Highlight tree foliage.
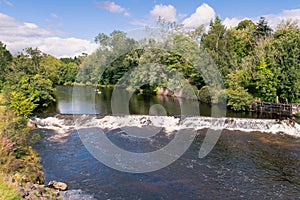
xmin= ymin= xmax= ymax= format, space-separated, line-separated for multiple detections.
xmin=0 ymin=42 xmax=12 ymax=89
xmin=0 ymin=17 xmax=299 ymax=113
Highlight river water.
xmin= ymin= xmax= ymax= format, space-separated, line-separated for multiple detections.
xmin=31 ymin=86 xmax=300 ymax=199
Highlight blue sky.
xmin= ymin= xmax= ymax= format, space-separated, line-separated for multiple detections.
xmin=0 ymin=0 xmax=300 ymax=57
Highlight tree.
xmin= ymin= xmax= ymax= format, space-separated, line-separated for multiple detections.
xmin=225 ymin=71 xmax=253 ymax=111
xmin=254 ymin=59 xmax=277 ymax=102
xmin=57 ymin=62 xmax=79 ymax=85
xmin=3 ymin=48 xmax=56 ymax=116
xmin=266 ymin=28 xmax=300 ymax=102
xmin=40 ymin=55 xmax=63 ymax=85
xmin=201 ymin=16 xmax=238 ymax=78
xmin=253 ymin=17 xmax=273 ymax=41
xmin=0 ymin=42 xmax=12 ymax=89
xmin=276 ymin=19 xmax=299 ymax=32
xmin=232 ymin=20 xmax=256 ymax=60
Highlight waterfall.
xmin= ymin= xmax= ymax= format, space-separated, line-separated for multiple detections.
xmin=30 ymin=115 xmax=300 ymax=137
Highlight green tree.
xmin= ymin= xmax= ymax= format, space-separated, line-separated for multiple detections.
xmin=254 ymin=59 xmax=278 ymax=102
xmin=225 ymin=71 xmax=253 ymax=111
xmin=231 ymin=20 xmax=256 ymax=61
xmin=266 ymin=27 xmax=300 ymax=102
xmin=201 ymin=16 xmax=238 ymax=78
xmin=253 ymin=17 xmax=273 ymax=41
xmin=0 ymin=42 xmax=12 ymax=89
xmin=3 ymin=49 xmax=56 ymax=116
xmin=57 ymin=62 xmax=79 ymax=85
xmin=40 ymin=55 xmax=63 ymax=85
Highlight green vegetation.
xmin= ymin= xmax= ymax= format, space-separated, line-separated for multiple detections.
xmin=0 ymin=43 xmax=85 ymax=197
xmin=0 ymin=174 xmax=22 ymax=200
xmin=0 ymin=18 xmax=299 ymax=115
xmin=0 ymin=106 xmax=44 ymax=183
xmin=76 ymin=18 xmax=300 ymax=111
xmin=0 ymin=44 xmax=85 ymax=116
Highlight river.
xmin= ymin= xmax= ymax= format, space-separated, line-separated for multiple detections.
xmin=31 ymin=86 xmax=300 ymax=199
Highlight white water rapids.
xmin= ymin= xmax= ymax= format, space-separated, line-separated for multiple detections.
xmin=31 ymin=115 xmax=300 ymax=200
xmin=31 ymin=115 xmax=300 ymax=138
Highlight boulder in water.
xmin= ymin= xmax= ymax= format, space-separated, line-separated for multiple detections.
xmin=48 ymin=180 xmax=68 ymax=191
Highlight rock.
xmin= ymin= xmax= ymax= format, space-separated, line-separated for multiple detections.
xmin=48 ymin=180 xmax=68 ymax=191
xmin=33 ymin=184 xmax=45 ymax=195
xmin=19 ymin=188 xmax=28 ymax=198
xmin=25 ymin=182 xmax=33 ymax=190
xmin=27 ymin=120 xmax=37 ymax=130
xmin=16 ymin=181 xmax=63 ymax=199
xmin=3 ymin=175 xmax=14 ymax=183
xmin=26 ymin=193 xmax=40 ymax=200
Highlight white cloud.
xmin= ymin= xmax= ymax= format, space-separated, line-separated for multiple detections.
xmin=50 ymin=13 xmax=59 ymax=19
xmin=95 ymin=1 xmax=129 ymax=16
xmin=0 ymin=13 xmax=51 ymax=37
xmin=150 ymin=4 xmax=177 ymax=22
xmin=223 ymin=8 xmax=300 ymax=29
xmin=37 ymin=37 xmax=98 ymax=58
xmin=263 ymin=8 xmax=300 ymax=29
xmin=223 ymin=17 xmax=248 ymax=28
xmin=182 ymin=3 xmax=215 ymax=28
xmin=0 ymin=13 xmax=98 ymax=58
xmin=0 ymin=0 xmax=13 ymax=7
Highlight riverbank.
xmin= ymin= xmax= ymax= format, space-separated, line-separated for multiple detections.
xmin=0 ymin=98 xmax=65 ymax=199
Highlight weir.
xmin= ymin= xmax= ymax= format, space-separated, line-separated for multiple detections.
xmin=31 ymin=114 xmax=300 ymax=138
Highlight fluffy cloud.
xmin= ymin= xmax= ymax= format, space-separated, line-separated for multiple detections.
xmin=95 ymin=1 xmax=129 ymax=16
xmin=0 ymin=13 xmax=98 ymax=58
xmin=263 ymin=8 xmax=300 ymax=29
xmin=150 ymin=4 xmax=177 ymax=22
xmin=223 ymin=17 xmax=248 ymax=28
xmin=223 ymin=8 xmax=300 ymax=29
xmin=182 ymin=3 xmax=215 ymax=28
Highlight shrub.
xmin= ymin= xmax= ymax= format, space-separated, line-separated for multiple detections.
xmin=198 ymin=86 xmax=211 ymax=103
xmin=0 ymin=108 xmax=44 ymax=184
xmin=226 ymin=87 xmax=253 ymax=111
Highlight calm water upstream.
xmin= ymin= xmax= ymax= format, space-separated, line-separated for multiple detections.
xmin=31 ymin=86 xmax=300 ymax=199
xmin=54 ymin=86 xmax=261 ymax=118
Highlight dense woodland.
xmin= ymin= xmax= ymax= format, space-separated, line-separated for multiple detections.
xmin=0 ymin=17 xmax=299 ymax=116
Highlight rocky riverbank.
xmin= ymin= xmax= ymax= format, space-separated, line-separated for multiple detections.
xmin=3 ymin=176 xmax=67 ymax=200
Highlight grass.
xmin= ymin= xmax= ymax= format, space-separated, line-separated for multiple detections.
xmin=0 ymin=174 xmax=22 ymax=200
xmin=0 ymin=93 xmax=5 ymax=104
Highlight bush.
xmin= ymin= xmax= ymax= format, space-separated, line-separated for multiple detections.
xmin=4 ymin=74 xmax=55 ymax=117
xmin=198 ymin=86 xmax=211 ymax=103
xmin=295 ymin=112 xmax=300 ymax=119
xmin=0 ymin=108 xmax=44 ymax=184
xmin=226 ymin=87 xmax=253 ymax=111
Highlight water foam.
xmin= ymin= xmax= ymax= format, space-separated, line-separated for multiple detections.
xmin=60 ymin=189 xmax=96 ymax=200
xmin=31 ymin=115 xmax=300 ymax=138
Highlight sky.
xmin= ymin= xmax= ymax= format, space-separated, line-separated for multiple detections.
xmin=0 ymin=0 xmax=300 ymax=57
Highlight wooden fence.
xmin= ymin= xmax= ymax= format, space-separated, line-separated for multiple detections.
xmin=251 ymin=101 xmax=300 ymax=116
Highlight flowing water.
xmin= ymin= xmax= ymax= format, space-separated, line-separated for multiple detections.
xmin=31 ymin=86 xmax=300 ymax=199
